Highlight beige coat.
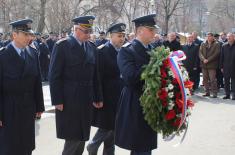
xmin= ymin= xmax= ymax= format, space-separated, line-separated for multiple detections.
xmin=199 ymin=40 xmax=220 ymax=69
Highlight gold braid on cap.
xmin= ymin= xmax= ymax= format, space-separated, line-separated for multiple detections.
xmin=79 ymin=23 xmax=93 ymax=28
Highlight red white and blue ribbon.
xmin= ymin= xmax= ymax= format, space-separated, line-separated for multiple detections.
xmin=164 ymin=50 xmax=188 ymax=145
xmin=169 ymin=51 xmax=187 ymax=128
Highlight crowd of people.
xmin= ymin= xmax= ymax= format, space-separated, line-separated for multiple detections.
xmin=0 ymin=13 xmax=235 ymax=155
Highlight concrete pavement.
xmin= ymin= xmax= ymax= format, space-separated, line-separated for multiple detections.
xmin=33 ymin=83 xmax=235 ymax=155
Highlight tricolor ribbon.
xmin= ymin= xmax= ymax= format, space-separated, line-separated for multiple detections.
xmin=164 ymin=50 xmax=188 ymax=144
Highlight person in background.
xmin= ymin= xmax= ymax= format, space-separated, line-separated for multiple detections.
xmin=95 ymin=31 xmax=108 ymax=46
xmin=151 ymin=33 xmax=163 ymax=48
xmin=220 ymin=33 xmax=235 ymax=100
xmin=163 ymin=32 xmax=182 ymax=51
xmin=182 ymin=34 xmax=200 ymax=91
xmin=199 ymin=32 xmax=220 ymax=98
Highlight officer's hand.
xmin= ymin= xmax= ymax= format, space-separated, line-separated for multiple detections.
xmin=55 ymin=104 xmax=64 ymax=111
xmin=35 ymin=112 xmax=43 ymax=119
xmin=93 ymin=102 xmax=103 ymax=109
xmin=0 ymin=120 xmax=3 ymax=127
xmin=221 ymin=69 xmax=223 ymax=73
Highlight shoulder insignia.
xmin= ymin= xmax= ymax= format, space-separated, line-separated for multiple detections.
xmin=122 ymin=42 xmax=131 ymax=47
xmin=29 ymin=43 xmax=37 ymax=50
xmin=0 ymin=47 xmax=6 ymax=52
xmin=57 ymin=38 xmax=67 ymax=44
xmin=97 ymin=44 xmax=105 ymax=49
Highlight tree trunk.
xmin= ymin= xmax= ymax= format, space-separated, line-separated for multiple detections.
xmin=36 ymin=0 xmax=46 ymax=33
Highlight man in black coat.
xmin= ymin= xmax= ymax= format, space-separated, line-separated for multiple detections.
xmin=182 ymin=34 xmax=200 ymax=91
xmin=49 ymin=15 xmax=103 ymax=155
xmin=87 ymin=23 xmax=126 ymax=155
xmin=95 ymin=31 xmax=108 ymax=46
xmin=163 ymin=32 xmax=182 ymax=51
xmin=220 ymin=33 xmax=235 ymax=100
xmin=0 ymin=19 xmax=44 ymax=155
xmin=115 ymin=14 xmax=157 ymax=155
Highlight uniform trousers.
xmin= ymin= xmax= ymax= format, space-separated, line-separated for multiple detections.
xmin=62 ymin=140 xmax=85 ymax=155
xmin=87 ymin=128 xmax=114 ymax=155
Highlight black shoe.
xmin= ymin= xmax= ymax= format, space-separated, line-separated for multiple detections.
xmin=232 ymin=97 xmax=235 ymax=100
xmin=223 ymin=95 xmax=230 ymax=99
xmin=203 ymin=93 xmax=210 ymax=97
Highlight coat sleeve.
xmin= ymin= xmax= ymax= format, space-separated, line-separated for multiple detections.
xmin=199 ymin=44 xmax=205 ymax=61
xmin=219 ymin=46 xmax=225 ymax=69
xmin=117 ymin=48 xmax=143 ymax=86
xmin=194 ymin=45 xmax=200 ymax=68
xmin=34 ymin=53 xmax=45 ymax=112
xmin=49 ymin=42 xmax=65 ymax=105
xmin=93 ymin=49 xmax=103 ymax=102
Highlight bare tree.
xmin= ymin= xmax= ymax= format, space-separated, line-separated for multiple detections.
xmin=155 ymin=0 xmax=184 ymax=34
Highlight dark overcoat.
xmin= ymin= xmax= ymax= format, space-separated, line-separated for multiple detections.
xmin=91 ymin=42 xmax=124 ymax=130
xmin=49 ymin=36 xmax=101 ymax=141
xmin=39 ymin=42 xmax=50 ymax=80
xmin=220 ymin=42 xmax=235 ymax=78
xmin=115 ymin=39 xmax=157 ymax=152
xmin=0 ymin=44 xmax=44 ymax=155
xmin=182 ymin=43 xmax=200 ymax=72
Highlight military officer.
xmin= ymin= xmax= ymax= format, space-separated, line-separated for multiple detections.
xmin=49 ymin=15 xmax=103 ymax=155
xmin=115 ymin=14 xmax=158 ymax=155
xmin=0 ymin=19 xmax=45 ymax=155
xmin=87 ymin=23 xmax=126 ymax=155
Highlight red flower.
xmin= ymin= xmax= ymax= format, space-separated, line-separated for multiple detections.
xmin=176 ymin=99 xmax=183 ymax=109
xmin=162 ymin=100 xmax=168 ymax=107
xmin=163 ymin=58 xmax=170 ymax=67
xmin=172 ymin=78 xmax=178 ymax=85
xmin=158 ymin=88 xmax=168 ymax=100
xmin=172 ymin=118 xmax=181 ymax=127
xmin=184 ymin=80 xmax=194 ymax=89
xmin=187 ymin=99 xmax=194 ymax=108
xmin=160 ymin=67 xmax=167 ymax=78
xmin=165 ymin=110 xmax=176 ymax=120
xmin=161 ymin=79 xmax=167 ymax=87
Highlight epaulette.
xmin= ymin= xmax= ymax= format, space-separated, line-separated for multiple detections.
xmin=56 ymin=38 xmax=67 ymax=44
xmin=29 ymin=43 xmax=37 ymax=50
xmin=0 ymin=47 xmax=6 ymax=52
xmin=122 ymin=42 xmax=131 ymax=47
xmin=97 ymin=44 xmax=105 ymax=50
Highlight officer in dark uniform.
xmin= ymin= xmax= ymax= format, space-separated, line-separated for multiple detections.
xmin=0 ymin=19 xmax=44 ymax=155
xmin=87 ymin=23 xmax=126 ymax=155
xmin=115 ymin=14 xmax=157 ymax=155
xmin=95 ymin=31 xmax=108 ymax=46
xmin=46 ymin=32 xmax=56 ymax=54
xmin=49 ymin=15 xmax=103 ymax=155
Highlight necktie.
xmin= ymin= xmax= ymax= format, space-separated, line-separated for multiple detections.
xmin=82 ymin=43 xmax=86 ymax=52
xmin=20 ymin=49 xmax=25 ymax=60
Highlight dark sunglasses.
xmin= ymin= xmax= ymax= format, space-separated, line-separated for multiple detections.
xmin=78 ymin=27 xmax=93 ymax=34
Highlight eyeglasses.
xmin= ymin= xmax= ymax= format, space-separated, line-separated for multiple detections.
xmin=77 ymin=27 xmax=93 ymax=34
